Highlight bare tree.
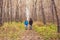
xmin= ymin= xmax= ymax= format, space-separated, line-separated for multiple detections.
xmin=10 ymin=0 xmax=12 ymax=23
xmin=7 ymin=0 xmax=9 ymax=22
xmin=51 ymin=0 xmax=60 ymax=32
xmin=32 ymin=0 xmax=37 ymax=21
xmin=51 ymin=0 xmax=55 ymax=24
xmin=0 ymin=0 xmax=3 ymax=26
xmin=15 ymin=0 xmax=19 ymax=22
xmin=41 ymin=0 xmax=46 ymax=24
xmin=2 ymin=0 xmax=6 ymax=23
xmin=34 ymin=0 xmax=37 ymax=21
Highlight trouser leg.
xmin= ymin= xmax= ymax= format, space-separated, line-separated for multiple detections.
xmin=25 ymin=25 xmax=27 ymax=30
xmin=30 ymin=25 xmax=32 ymax=30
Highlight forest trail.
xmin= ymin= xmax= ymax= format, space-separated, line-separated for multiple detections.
xmin=20 ymin=30 xmax=44 ymax=40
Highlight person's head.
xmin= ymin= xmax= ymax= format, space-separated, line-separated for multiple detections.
xmin=30 ymin=18 xmax=32 ymax=21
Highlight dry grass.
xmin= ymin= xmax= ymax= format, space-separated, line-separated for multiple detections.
xmin=0 ymin=22 xmax=25 ymax=40
xmin=0 ymin=22 xmax=60 ymax=40
xmin=33 ymin=22 xmax=59 ymax=40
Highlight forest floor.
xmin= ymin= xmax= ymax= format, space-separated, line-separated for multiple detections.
xmin=0 ymin=22 xmax=59 ymax=40
xmin=19 ymin=29 xmax=44 ymax=40
xmin=0 ymin=30 xmax=44 ymax=40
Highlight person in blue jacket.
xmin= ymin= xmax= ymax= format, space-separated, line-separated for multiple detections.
xmin=24 ymin=19 xmax=29 ymax=30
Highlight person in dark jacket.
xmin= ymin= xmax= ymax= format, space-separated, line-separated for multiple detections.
xmin=29 ymin=18 xmax=33 ymax=30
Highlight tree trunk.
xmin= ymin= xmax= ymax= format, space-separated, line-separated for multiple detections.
xmin=51 ymin=0 xmax=55 ymax=24
xmin=52 ymin=0 xmax=60 ymax=33
xmin=0 ymin=0 xmax=3 ymax=26
xmin=41 ymin=0 xmax=46 ymax=24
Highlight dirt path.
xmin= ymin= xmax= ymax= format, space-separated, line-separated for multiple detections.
xmin=20 ymin=30 xmax=43 ymax=40
xmin=0 ymin=27 xmax=44 ymax=40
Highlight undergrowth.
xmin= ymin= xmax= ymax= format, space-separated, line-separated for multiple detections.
xmin=33 ymin=23 xmax=59 ymax=40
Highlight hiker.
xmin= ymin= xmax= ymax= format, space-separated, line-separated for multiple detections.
xmin=24 ymin=19 xmax=29 ymax=30
xmin=29 ymin=18 xmax=33 ymax=30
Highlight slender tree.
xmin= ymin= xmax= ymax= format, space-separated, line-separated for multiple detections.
xmin=2 ymin=0 xmax=6 ymax=23
xmin=16 ymin=0 xmax=19 ymax=22
xmin=52 ymin=0 xmax=60 ymax=33
xmin=10 ymin=0 xmax=12 ymax=23
xmin=34 ymin=0 xmax=37 ymax=21
xmin=41 ymin=0 xmax=46 ymax=24
xmin=7 ymin=0 xmax=9 ymax=22
xmin=32 ymin=0 xmax=34 ymax=21
xmin=32 ymin=0 xmax=37 ymax=21
xmin=0 ymin=0 xmax=3 ymax=26
xmin=51 ymin=0 xmax=55 ymax=24
xmin=8 ymin=0 xmax=11 ymax=22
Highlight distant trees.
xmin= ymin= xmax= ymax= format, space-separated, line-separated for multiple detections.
xmin=0 ymin=0 xmax=60 ymax=30
xmin=1 ymin=0 xmax=26 ymax=23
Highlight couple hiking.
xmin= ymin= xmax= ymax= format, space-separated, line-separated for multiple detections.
xmin=24 ymin=18 xmax=33 ymax=30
